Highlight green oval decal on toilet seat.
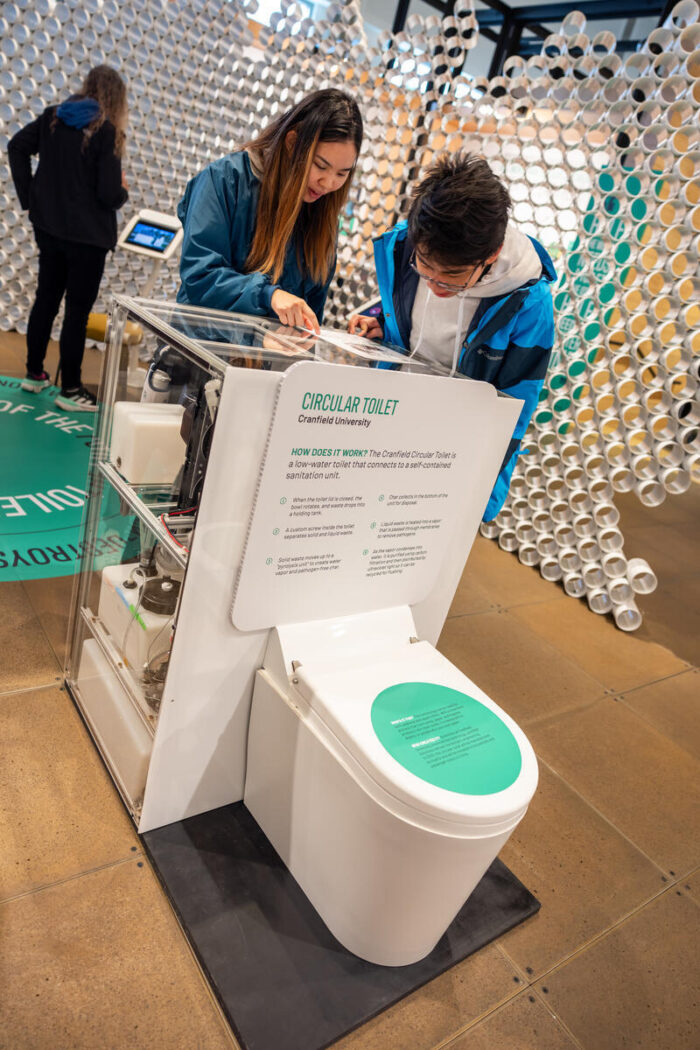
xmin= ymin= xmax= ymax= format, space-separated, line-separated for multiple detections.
xmin=371 ymin=682 xmax=522 ymax=796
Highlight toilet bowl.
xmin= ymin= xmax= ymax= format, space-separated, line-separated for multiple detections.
xmin=244 ymin=606 xmax=538 ymax=967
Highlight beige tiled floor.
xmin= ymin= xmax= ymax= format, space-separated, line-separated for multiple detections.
xmin=1 ymin=332 xmax=699 ymax=1050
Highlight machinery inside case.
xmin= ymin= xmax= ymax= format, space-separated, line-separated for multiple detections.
xmin=65 ymin=298 xmax=426 ymax=819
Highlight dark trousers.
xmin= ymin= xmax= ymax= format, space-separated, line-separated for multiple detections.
xmin=26 ymin=228 xmax=107 ymax=390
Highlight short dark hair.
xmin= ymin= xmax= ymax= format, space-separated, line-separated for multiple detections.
xmin=407 ymin=152 xmax=511 ymax=269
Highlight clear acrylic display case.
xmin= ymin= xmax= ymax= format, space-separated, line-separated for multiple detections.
xmin=64 ymin=296 xmax=427 ymax=824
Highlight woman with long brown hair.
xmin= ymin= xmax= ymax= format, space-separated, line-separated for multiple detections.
xmin=177 ymin=88 xmax=363 ymax=332
xmin=8 ymin=64 xmax=128 ymax=412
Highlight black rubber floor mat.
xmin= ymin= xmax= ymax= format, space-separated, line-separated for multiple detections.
xmin=142 ymin=802 xmax=539 ymax=1050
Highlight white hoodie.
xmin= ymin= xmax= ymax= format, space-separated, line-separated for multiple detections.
xmin=409 ymin=224 xmax=543 ymax=375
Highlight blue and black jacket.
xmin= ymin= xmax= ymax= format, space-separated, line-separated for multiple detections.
xmin=177 ymin=151 xmax=334 ymax=321
xmin=373 ymin=221 xmax=556 ymax=520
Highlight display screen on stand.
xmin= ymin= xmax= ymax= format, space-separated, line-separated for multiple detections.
xmin=125 ymin=222 xmax=178 ymax=253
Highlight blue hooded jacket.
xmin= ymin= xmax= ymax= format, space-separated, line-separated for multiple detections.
xmin=56 ymin=96 xmax=100 ymax=128
xmin=7 ymin=97 xmax=127 ymax=249
xmin=177 ymin=151 xmax=334 ymax=321
xmin=373 ymin=221 xmax=556 ymax=520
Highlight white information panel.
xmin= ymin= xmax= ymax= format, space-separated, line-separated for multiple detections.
xmin=232 ymin=361 xmax=521 ymax=631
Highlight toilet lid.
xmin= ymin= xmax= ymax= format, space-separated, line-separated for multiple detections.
xmin=371 ymin=680 xmax=522 ymax=796
xmin=293 ymin=641 xmax=538 ymax=830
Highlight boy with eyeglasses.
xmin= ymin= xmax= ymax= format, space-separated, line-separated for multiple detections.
xmin=349 ymin=152 xmax=556 ymax=520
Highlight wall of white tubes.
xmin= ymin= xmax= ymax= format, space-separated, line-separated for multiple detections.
xmin=0 ymin=0 xmax=698 ymax=630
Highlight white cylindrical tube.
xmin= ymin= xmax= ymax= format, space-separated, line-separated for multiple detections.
xmin=563 ymin=570 xmax=586 ymax=598
xmin=540 ymin=556 xmax=563 ymax=582
xmin=564 ymin=465 xmax=586 ymax=490
xmin=582 ymin=561 xmax=606 ymax=589
xmin=625 ymin=428 xmax=653 ymax=455
xmin=583 ymin=453 xmax=607 ymax=479
xmin=569 ymin=489 xmax=593 ymax=515
xmin=527 ymin=487 xmax=548 ymax=511
xmin=672 ymin=400 xmax=700 ymax=426
xmin=684 ymin=452 xmax=700 ymax=482
xmin=654 ymin=439 xmax=684 ymax=467
xmin=631 ymin=453 xmax=657 ymax=480
xmin=511 ymin=498 xmax=531 ymax=521
xmin=545 ymin=461 xmax=567 ymax=489
xmin=554 ymin=523 xmax=576 ymax=548
xmin=573 ymin=512 xmax=596 ymax=538
xmin=496 ymin=506 xmax=515 ymax=528
xmin=529 ymin=507 xmax=550 ymax=531
xmin=515 ymin=522 xmax=537 ymax=545
xmin=626 ymin=557 xmax=658 ymax=594
xmin=660 ymin=466 xmax=691 ymax=494
xmin=593 ymin=501 xmax=620 ymax=528
xmin=610 ymin=466 xmax=635 ymax=492
xmin=636 ymin=479 xmax=666 ymax=506
xmin=518 ymin=544 xmax=540 ymax=567
xmin=680 ymin=427 xmax=700 ymax=454
xmin=605 ymin=441 xmax=629 ymax=468
xmin=602 ymin=551 xmax=628 ymax=578
xmin=608 ymin=576 xmax=634 ymax=604
xmin=613 ymin=600 xmax=643 ymax=632
xmin=480 ymin=522 xmax=499 ymax=540
xmin=587 ymin=587 xmax=613 ymax=614
xmin=588 ymin=478 xmax=615 ymax=503
xmin=577 ymin=537 xmax=602 ymax=563
xmin=558 ymin=546 xmax=581 ymax=572
xmin=598 ymin=526 xmax=624 ymax=552
xmin=550 ymin=500 xmax=572 ymax=523
xmin=536 ymin=533 xmax=558 ymax=557
xmin=546 ymin=477 xmax=568 ymax=504
xmin=498 ymin=528 xmax=519 ymax=552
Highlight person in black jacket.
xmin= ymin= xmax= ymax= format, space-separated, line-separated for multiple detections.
xmin=8 ymin=65 xmax=128 ymax=412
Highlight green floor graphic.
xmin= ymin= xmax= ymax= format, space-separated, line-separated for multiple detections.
xmin=0 ymin=375 xmax=135 ymax=581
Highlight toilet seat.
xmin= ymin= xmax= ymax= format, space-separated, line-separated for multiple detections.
xmin=268 ymin=608 xmax=538 ymax=835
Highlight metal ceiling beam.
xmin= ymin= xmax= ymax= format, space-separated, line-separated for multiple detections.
xmin=390 ymin=0 xmax=662 ymax=38
xmin=392 ymin=0 xmax=412 ymax=33
xmin=517 ymin=35 xmax=650 ymax=52
xmin=474 ymin=0 xmax=663 ymax=26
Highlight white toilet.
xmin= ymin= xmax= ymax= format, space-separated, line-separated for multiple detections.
xmin=244 ymin=605 xmax=538 ymax=967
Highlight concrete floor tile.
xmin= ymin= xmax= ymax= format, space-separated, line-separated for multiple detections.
xmin=330 ymin=945 xmax=521 ymax=1050
xmin=619 ymin=668 xmax=700 ymax=760
xmin=0 ymin=330 xmax=103 ymax=389
xmin=459 ymin=536 xmax=564 ymax=610
xmin=627 ymin=574 xmax=700 ymax=669
xmin=0 ymin=342 xmax=24 ymax=376
xmin=0 ymin=858 xmax=237 ymax=1050
xmin=446 ymin=991 xmax=580 ymax=1050
xmin=616 ymin=487 xmax=700 ymax=529
xmin=529 ymin=699 xmax=700 ymax=874
xmin=438 ymin=609 xmax=606 ymax=727
xmin=621 ymin=524 xmax=698 ymax=585
xmin=0 ymin=582 xmax=61 ymax=691
xmin=0 ymin=330 xmax=28 ymax=359
xmin=542 ymin=889 xmax=700 ymax=1050
xmin=682 ymin=867 xmax=700 ymax=905
xmin=498 ymin=765 xmax=663 ymax=978
xmin=0 ymin=685 xmax=139 ymax=900
xmin=447 ymin=563 xmax=497 ymax=617
xmin=611 ymin=485 xmax=700 ymax=667
xmin=510 ymin=597 xmax=688 ymax=693
xmin=21 ymin=574 xmax=74 ymax=668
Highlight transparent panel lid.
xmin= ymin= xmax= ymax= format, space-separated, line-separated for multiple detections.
xmin=121 ymin=297 xmax=434 ymax=373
